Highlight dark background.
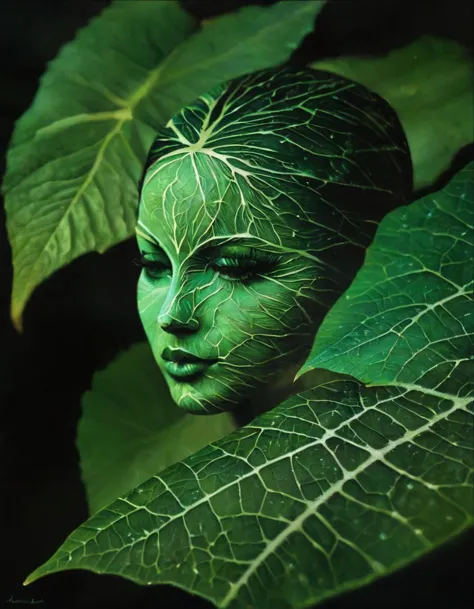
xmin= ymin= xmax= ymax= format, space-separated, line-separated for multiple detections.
xmin=1 ymin=1 xmax=473 ymax=608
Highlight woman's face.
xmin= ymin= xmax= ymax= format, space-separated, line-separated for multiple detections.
xmin=136 ymin=156 xmax=328 ymax=414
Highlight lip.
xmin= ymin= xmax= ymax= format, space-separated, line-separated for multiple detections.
xmin=161 ymin=347 xmax=218 ymax=380
xmin=162 ymin=359 xmax=214 ymax=379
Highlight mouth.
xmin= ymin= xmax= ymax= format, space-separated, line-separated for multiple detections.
xmin=161 ymin=347 xmax=218 ymax=380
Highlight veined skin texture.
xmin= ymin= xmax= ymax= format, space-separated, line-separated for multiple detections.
xmin=135 ymin=66 xmax=413 ymax=415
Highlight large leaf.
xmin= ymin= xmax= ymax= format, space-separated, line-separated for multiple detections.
xmin=297 ymin=161 xmax=474 ymax=385
xmin=311 ymin=37 xmax=474 ymax=191
xmin=78 ymin=342 xmax=235 ymax=515
xmin=3 ymin=0 xmax=325 ymax=332
xmin=24 ymin=166 xmax=473 ymax=607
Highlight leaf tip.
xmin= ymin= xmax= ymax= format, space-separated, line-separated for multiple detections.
xmin=11 ymin=296 xmax=25 ymax=334
xmin=11 ymin=308 xmax=24 ymax=334
xmin=22 ymin=573 xmax=37 ymax=587
xmin=293 ymin=366 xmax=308 ymax=382
xmin=23 ymin=562 xmax=53 ymax=586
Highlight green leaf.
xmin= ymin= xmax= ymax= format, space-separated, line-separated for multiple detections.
xmin=297 ymin=161 xmax=474 ymax=386
xmin=3 ymin=0 xmax=325 ymax=332
xmin=24 ymin=166 xmax=473 ymax=606
xmin=310 ymin=37 xmax=474 ymax=191
xmin=2 ymin=1 xmax=196 ymax=332
xmin=78 ymin=342 xmax=236 ymax=515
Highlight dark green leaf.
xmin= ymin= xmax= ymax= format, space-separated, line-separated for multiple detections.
xmin=311 ymin=37 xmax=474 ymax=191
xmin=298 ymin=161 xmax=474 ymax=389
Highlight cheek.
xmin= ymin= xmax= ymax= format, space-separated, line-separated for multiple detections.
xmin=204 ymin=279 xmax=317 ymax=347
xmin=136 ymin=276 xmax=167 ymax=338
xmin=247 ymin=280 xmax=317 ymax=331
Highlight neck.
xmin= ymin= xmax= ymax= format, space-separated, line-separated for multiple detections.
xmin=231 ymin=362 xmax=331 ymax=427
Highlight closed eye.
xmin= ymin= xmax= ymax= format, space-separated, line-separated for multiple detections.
xmin=133 ymin=254 xmax=171 ymax=280
xmin=212 ymin=256 xmax=277 ymax=282
xmin=133 ymin=248 xmax=281 ymax=283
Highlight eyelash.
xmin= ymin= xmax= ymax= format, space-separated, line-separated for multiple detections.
xmin=132 ymin=251 xmax=280 ymax=282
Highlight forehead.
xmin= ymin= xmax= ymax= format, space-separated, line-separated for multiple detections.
xmin=137 ymin=152 xmax=290 ymax=257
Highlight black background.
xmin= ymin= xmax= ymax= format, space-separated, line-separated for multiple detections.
xmin=1 ymin=1 xmax=473 ymax=608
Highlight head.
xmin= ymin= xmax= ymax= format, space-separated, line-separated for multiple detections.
xmin=135 ymin=66 xmax=412 ymax=415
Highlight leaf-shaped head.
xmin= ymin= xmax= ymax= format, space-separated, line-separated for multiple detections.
xmin=135 ymin=66 xmax=413 ymax=414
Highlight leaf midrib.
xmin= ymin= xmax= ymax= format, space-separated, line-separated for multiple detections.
xmin=219 ymin=395 xmax=471 ymax=607
xmin=65 ymin=384 xmax=471 ymax=600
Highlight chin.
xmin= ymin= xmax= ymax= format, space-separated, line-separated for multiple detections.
xmin=166 ymin=376 xmax=227 ymax=415
xmin=166 ymin=372 xmax=255 ymax=415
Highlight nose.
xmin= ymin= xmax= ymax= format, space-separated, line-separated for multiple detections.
xmin=158 ymin=310 xmax=199 ymax=334
xmin=157 ymin=283 xmax=200 ymax=333
xmin=157 ymin=269 xmax=201 ymax=334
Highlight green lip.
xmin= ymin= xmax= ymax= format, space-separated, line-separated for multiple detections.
xmin=163 ymin=359 xmax=214 ymax=379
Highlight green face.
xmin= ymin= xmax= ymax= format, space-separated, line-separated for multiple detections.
xmin=135 ymin=66 xmax=412 ymax=414
xmin=136 ymin=156 xmax=329 ymax=414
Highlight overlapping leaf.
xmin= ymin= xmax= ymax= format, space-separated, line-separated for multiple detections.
xmin=3 ymin=0 xmax=324 ymax=331
xmin=311 ymin=37 xmax=474 ymax=191
xmin=298 ymin=161 xmax=474 ymax=388
xmin=24 ymin=166 xmax=473 ymax=607
xmin=78 ymin=342 xmax=235 ymax=515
